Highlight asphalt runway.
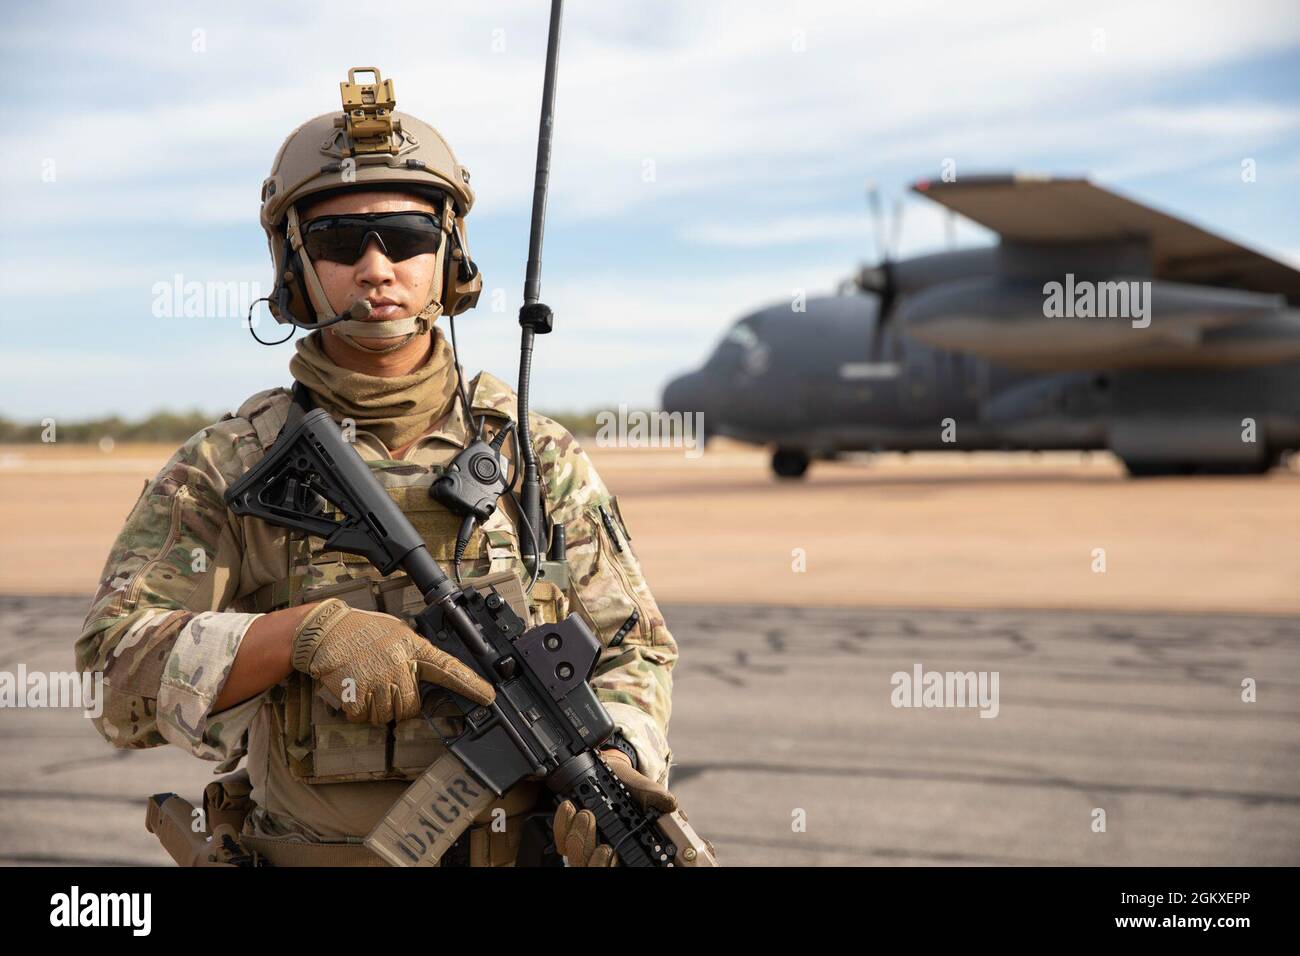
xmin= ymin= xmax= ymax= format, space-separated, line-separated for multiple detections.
xmin=2 ymin=594 xmax=1296 ymax=866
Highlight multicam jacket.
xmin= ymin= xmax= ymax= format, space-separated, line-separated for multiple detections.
xmin=75 ymin=369 xmax=677 ymax=840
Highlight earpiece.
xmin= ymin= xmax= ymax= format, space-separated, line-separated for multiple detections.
xmin=443 ymin=218 xmax=483 ymax=316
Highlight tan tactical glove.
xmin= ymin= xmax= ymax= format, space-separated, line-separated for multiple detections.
xmin=292 ymin=598 xmax=494 ymax=725
xmin=552 ymin=751 xmax=678 ymax=867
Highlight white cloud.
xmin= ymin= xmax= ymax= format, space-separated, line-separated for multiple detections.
xmin=4 ymin=0 xmax=1297 ymax=227
xmin=0 ymin=257 xmax=267 ymax=300
xmin=680 ymin=203 xmax=998 ymax=257
xmin=1122 ymin=105 xmax=1300 ymax=137
xmin=0 ymin=261 xmax=849 ymax=418
xmin=682 ymin=214 xmax=872 ymax=248
xmin=2 ymin=0 xmax=1297 ymax=420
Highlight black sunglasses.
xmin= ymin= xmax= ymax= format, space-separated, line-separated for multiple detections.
xmin=301 ymin=211 xmax=444 ymax=265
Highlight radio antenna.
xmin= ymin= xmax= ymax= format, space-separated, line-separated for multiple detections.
xmin=516 ymin=0 xmax=564 ymax=570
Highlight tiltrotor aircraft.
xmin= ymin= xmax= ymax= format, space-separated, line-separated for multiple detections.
xmin=662 ymin=174 xmax=1300 ymax=477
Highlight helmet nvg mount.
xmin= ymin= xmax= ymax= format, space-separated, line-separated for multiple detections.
xmin=259 ymin=67 xmax=483 ymax=351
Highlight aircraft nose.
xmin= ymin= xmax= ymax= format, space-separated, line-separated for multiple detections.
xmin=662 ymin=371 xmax=710 ymax=419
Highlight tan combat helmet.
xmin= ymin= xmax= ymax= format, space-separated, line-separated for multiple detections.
xmin=259 ymin=67 xmax=483 ymax=350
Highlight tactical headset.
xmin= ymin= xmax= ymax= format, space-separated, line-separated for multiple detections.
xmin=256 ymin=68 xmax=483 ymax=351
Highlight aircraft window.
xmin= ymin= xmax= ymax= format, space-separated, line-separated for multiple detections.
xmin=723 ymin=322 xmax=760 ymax=350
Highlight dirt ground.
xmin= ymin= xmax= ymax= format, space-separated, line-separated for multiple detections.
xmin=1 ymin=442 xmax=1296 ymax=866
xmin=3 ymin=441 xmax=1298 ymax=614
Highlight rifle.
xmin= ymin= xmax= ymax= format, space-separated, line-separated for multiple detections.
xmin=227 ymin=0 xmax=714 ymax=868
xmin=224 ymin=401 xmax=716 ymax=867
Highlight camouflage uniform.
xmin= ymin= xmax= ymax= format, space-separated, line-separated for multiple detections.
xmin=76 ymin=367 xmax=676 ymax=855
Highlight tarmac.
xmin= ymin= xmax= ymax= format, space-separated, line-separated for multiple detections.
xmin=1 ymin=444 xmax=1297 ymax=865
xmin=1 ymin=594 xmax=1295 ymax=866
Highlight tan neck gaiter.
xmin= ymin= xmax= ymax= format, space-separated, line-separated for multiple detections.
xmin=288 ymin=328 xmax=459 ymax=453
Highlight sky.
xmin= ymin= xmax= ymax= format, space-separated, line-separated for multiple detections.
xmin=2 ymin=0 xmax=1298 ymax=421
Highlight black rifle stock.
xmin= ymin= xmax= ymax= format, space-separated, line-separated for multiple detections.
xmin=225 ymin=407 xmax=707 ymax=867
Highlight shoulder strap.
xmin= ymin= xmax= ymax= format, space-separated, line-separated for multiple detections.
xmin=243 ymin=386 xmax=305 ymax=454
xmin=252 ymin=380 xmax=316 ymax=451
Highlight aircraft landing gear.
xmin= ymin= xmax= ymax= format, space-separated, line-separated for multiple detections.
xmin=772 ymin=448 xmax=810 ymax=479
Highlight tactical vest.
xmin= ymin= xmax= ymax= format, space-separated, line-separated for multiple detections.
xmin=229 ymin=387 xmax=571 ymax=788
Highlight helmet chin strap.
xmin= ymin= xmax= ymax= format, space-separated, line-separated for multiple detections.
xmin=285 ymin=204 xmax=445 ymax=355
xmin=332 ymin=298 xmax=442 ymax=353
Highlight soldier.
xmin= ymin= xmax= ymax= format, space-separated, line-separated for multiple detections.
xmin=76 ymin=68 xmax=679 ymax=867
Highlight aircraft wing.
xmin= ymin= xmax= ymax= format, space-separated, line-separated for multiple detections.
xmin=912 ymin=174 xmax=1300 ymax=302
